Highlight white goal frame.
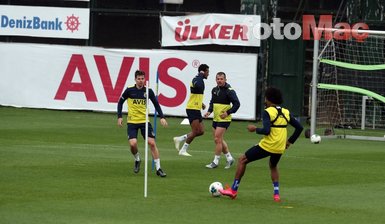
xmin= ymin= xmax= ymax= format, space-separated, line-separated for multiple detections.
xmin=310 ymin=28 xmax=385 ymax=141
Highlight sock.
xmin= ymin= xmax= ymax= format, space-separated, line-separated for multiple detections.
xmin=231 ymin=179 xmax=240 ymax=191
xmin=213 ymin=155 xmax=220 ymax=165
xmin=133 ymin=152 xmax=140 ymax=161
xmin=180 ymin=143 xmax=189 ymax=152
xmin=154 ymin=158 xmax=161 ymax=170
xmin=273 ymin=181 xmax=279 ymax=195
xmin=224 ymin=152 xmax=233 ymax=161
xmin=178 ymin=134 xmax=188 ymax=141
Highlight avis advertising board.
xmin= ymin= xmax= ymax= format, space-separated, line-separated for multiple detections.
xmin=0 ymin=43 xmax=257 ymax=120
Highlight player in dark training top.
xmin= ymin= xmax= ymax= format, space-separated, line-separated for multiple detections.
xmin=117 ymin=70 xmax=168 ymax=177
xmin=173 ymin=64 xmax=210 ymax=156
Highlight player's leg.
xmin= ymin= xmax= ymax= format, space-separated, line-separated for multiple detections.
xmin=140 ymin=123 xmax=166 ymax=177
xmin=206 ymin=124 xmax=220 ymax=168
xmin=220 ymin=145 xmax=269 ymax=199
xmin=219 ymin=155 xmax=248 ymax=199
xmin=269 ymin=154 xmax=282 ymax=202
xmin=218 ymin=122 xmax=234 ymax=169
xmin=179 ymin=119 xmax=203 ymax=156
xmin=179 ymin=109 xmax=204 ymax=156
xmin=148 ymin=137 xmax=166 ymax=177
xmin=206 ymin=123 xmax=227 ymax=168
xmin=127 ymin=124 xmax=140 ymax=173
xmin=186 ymin=109 xmax=205 ymax=143
xmin=174 ymin=109 xmax=202 ymax=154
xmin=222 ymin=139 xmax=234 ymax=169
xmin=129 ymin=138 xmax=139 ymax=155
xmin=186 ymin=115 xmax=204 ymax=144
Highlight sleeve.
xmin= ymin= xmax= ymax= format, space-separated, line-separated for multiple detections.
xmin=117 ymin=88 xmax=129 ymax=118
xmin=256 ymin=111 xmax=271 ymax=135
xmin=287 ymin=115 xmax=303 ymax=144
xmin=226 ymin=89 xmax=240 ymax=115
xmin=195 ymin=77 xmax=204 ymax=92
xmin=207 ymin=88 xmax=214 ymax=113
xmin=149 ymin=89 xmax=165 ymax=118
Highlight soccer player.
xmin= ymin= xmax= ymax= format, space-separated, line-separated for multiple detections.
xmin=117 ymin=70 xmax=168 ymax=177
xmin=204 ymin=72 xmax=240 ymax=169
xmin=220 ymin=87 xmax=303 ymax=201
xmin=173 ymin=64 xmax=209 ymax=156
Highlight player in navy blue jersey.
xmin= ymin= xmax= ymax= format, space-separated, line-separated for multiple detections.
xmin=117 ymin=70 xmax=168 ymax=177
xmin=204 ymin=72 xmax=240 ymax=169
xmin=173 ymin=64 xmax=210 ymax=156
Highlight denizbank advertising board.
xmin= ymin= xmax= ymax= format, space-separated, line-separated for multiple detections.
xmin=0 ymin=5 xmax=89 ymax=39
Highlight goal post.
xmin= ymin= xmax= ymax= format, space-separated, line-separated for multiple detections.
xmin=310 ymin=29 xmax=385 ymax=141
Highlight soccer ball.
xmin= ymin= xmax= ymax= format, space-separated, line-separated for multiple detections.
xmin=310 ymin=134 xmax=321 ymax=144
xmin=209 ymin=182 xmax=223 ymax=197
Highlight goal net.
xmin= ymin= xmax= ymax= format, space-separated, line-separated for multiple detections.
xmin=310 ymin=31 xmax=385 ymax=141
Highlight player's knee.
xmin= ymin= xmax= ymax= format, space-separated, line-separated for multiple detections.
xmin=193 ymin=129 xmax=204 ymax=136
xmin=147 ymin=139 xmax=156 ymax=147
xmin=270 ymin=164 xmax=278 ymax=170
xmin=214 ymin=136 xmax=222 ymax=144
xmin=238 ymin=155 xmax=248 ymax=164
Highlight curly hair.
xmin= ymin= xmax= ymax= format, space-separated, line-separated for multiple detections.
xmin=265 ymin=87 xmax=283 ymax=105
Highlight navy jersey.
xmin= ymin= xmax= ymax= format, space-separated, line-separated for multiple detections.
xmin=186 ymin=73 xmax=205 ymax=110
xmin=207 ymin=83 xmax=240 ymax=122
xmin=117 ymin=85 xmax=164 ymax=124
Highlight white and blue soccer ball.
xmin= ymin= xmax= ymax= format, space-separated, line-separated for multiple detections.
xmin=209 ymin=182 xmax=223 ymax=197
xmin=310 ymin=134 xmax=321 ymax=144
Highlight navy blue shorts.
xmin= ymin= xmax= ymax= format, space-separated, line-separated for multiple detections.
xmin=244 ymin=145 xmax=282 ymax=168
xmin=127 ymin=123 xmax=155 ymax=139
xmin=212 ymin=121 xmax=230 ymax=129
xmin=186 ymin=109 xmax=202 ymax=123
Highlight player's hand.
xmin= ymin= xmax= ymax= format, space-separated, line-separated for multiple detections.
xmin=160 ymin=118 xmax=168 ymax=127
xmin=117 ymin=118 xmax=123 ymax=127
xmin=204 ymin=112 xmax=211 ymax=118
xmin=202 ymin=103 xmax=206 ymax=110
xmin=220 ymin=111 xmax=228 ymax=119
xmin=285 ymin=141 xmax=291 ymax=149
xmin=247 ymin=124 xmax=256 ymax=132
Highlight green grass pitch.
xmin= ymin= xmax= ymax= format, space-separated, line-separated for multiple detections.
xmin=1 ymin=106 xmax=385 ymax=223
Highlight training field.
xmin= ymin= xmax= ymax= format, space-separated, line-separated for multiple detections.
xmin=1 ymin=106 xmax=385 ymax=224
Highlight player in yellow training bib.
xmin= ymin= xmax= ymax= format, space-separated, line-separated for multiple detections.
xmin=220 ymin=87 xmax=303 ymax=202
xmin=173 ymin=64 xmax=210 ymax=156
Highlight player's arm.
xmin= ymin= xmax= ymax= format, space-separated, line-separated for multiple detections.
xmin=149 ymin=89 xmax=168 ymax=127
xmin=204 ymin=89 xmax=214 ymax=118
xmin=256 ymin=111 xmax=271 ymax=135
xmin=117 ymin=88 xmax=129 ymax=127
xmin=226 ymin=89 xmax=240 ymax=115
xmin=193 ymin=78 xmax=206 ymax=110
xmin=287 ymin=115 xmax=303 ymax=144
xmin=247 ymin=111 xmax=271 ymax=135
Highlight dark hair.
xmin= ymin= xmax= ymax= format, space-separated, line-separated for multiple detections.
xmin=216 ymin=72 xmax=226 ymax=78
xmin=265 ymin=87 xmax=283 ymax=104
xmin=198 ymin=64 xmax=209 ymax=73
xmin=135 ymin=70 xmax=145 ymax=78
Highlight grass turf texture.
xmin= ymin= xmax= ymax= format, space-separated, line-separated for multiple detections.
xmin=1 ymin=106 xmax=385 ymax=224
